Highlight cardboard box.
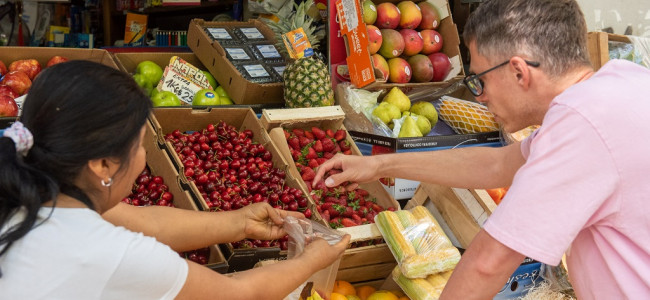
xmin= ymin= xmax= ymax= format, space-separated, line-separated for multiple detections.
xmin=262 ymin=106 xmax=400 ymax=242
xmin=0 ymin=47 xmax=119 ymax=70
xmin=143 ymin=119 xmax=229 ymax=273
xmin=187 ymin=19 xmax=284 ymax=105
xmin=329 ymin=0 xmax=464 ymax=90
xmin=148 ymin=107 xmax=322 ymax=271
xmin=587 ymin=31 xmax=632 ymax=71
xmin=336 ymin=243 xmax=397 ymax=283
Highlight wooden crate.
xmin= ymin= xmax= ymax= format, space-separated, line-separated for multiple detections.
xmin=587 ymin=31 xmax=632 ymax=71
xmin=406 ymin=183 xmax=497 ymax=249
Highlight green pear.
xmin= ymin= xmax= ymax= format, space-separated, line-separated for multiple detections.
xmin=372 ymin=102 xmax=401 ymax=124
xmin=412 ymin=113 xmax=432 ymax=135
xmin=410 ymin=101 xmax=438 ymax=127
xmin=383 ymin=87 xmax=411 ymax=112
xmin=398 ymin=116 xmax=423 ymax=137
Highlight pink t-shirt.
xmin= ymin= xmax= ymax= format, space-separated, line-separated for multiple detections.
xmin=484 ymin=59 xmax=650 ymax=299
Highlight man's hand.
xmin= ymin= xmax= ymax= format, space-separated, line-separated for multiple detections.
xmin=241 ymin=202 xmax=305 ymax=241
xmin=312 ymin=154 xmax=381 ymax=189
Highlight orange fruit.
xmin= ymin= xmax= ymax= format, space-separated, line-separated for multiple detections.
xmin=333 ymin=280 xmax=357 ymax=296
xmin=356 ymin=285 xmax=377 ymax=300
xmin=367 ymin=290 xmax=399 ymax=300
xmin=331 ymin=292 xmax=348 ymax=300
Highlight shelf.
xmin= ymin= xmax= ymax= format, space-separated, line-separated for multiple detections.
xmin=112 ymin=0 xmax=235 ymax=16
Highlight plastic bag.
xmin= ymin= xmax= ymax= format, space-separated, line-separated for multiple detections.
xmin=375 ymin=206 xmax=461 ymax=279
xmin=283 ymin=216 xmax=345 ymax=300
xmin=341 ymin=84 xmax=394 ymax=137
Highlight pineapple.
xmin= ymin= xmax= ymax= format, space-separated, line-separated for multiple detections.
xmin=264 ymin=0 xmax=326 ymax=57
xmin=283 ymin=56 xmax=334 ymax=108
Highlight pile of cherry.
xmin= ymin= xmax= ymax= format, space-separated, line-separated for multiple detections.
xmin=163 ymin=121 xmax=311 ymax=251
xmin=123 ymin=167 xmax=209 ymax=264
xmin=284 ymin=127 xmax=395 ymax=229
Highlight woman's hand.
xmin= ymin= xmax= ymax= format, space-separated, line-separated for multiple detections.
xmin=299 ymin=234 xmax=351 ymax=270
xmin=241 ymin=202 xmax=305 ymax=241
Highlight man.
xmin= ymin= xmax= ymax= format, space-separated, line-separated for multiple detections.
xmin=314 ymin=0 xmax=650 ymax=298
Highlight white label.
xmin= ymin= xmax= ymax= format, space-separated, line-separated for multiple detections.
xmin=341 ymin=0 xmax=359 ymax=31
xmin=226 ymin=48 xmax=250 ymax=60
xmin=273 ymin=66 xmax=286 ymax=76
xmin=256 ymin=45 xmax=281 ymax=58
xmin=243 ymin=64 xmax=270 ymax=78
xmin=435 ymin=35 xmax=440 ymax=43
xmin=207 ymin=28 xmax=232 ymax=39
xmin=405 ymin=66 xmax=411 ymax=76
xmin=240 ymin=27 xmax=264 ymax=39
xmin=433 ymin=20 xmax=438 ymax=28
xmin=160 ymin=68 xmax=204 ymax=104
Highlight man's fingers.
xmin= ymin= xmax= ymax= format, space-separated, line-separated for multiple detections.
xmin=335 ymin=234 xmax=351 ymax=252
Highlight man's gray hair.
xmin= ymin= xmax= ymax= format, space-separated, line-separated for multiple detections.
xmin=464 ymin=0 xmax=592 ymax=77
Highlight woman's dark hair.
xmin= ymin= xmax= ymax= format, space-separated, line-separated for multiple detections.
xmin=0 ymin=60 xmax=152 ymax=258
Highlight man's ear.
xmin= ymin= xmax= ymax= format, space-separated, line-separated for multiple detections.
xmin=510 ymin=57 xmax=531 ymax=90
xmin=87 ymin=158 xmax=112 ymax=182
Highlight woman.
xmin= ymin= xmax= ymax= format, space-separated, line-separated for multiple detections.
xmin=0 ymin=61 xmax=349 ymax=299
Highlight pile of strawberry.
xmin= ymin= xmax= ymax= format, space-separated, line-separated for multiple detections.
xmin=284 ymin=127 xmax=395 ymax=229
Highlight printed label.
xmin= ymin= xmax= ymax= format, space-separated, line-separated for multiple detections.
xmin=207 ymin=28 xmax=232 ymax=39
xmin=256 ymin=45 xmax=281 ymax=58
xmin=243 ymin=64 xmax=270 ymax=78
xmin=226 ymin=48 xmax=250 ymax=60
xmin=273 ymin=66 xmax=286 ymax=76
xmin=240 ymin=27 xmax=264 ymax=39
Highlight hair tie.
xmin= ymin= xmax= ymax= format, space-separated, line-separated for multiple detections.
xmin=3 ymin=121 xmax=34 ymax=156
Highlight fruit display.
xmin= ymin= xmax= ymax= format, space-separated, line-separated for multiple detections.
xmin=264 ymin=0 xmax=325 ymax=58
xmin=363 ymin=0 xmax=452 ymax=83
xmin=375 ymin=206 xmax=460 ymax=279
xmin=371 ymin=87 xmax=438 ymax=137
xmin=331 ymin=280 xmax=409 ymax=300
xmin=122 ymin=167 xmax=175 ymax=207
xmin=283 ymin=126 xmax=395 ymax=228
xmin=392 ymin=266 xmax=451 ymax=300
xmin=436 ymin=95 xmax=499 ymax=134
xmin=163 ymin=120 xmax=313 ymax=250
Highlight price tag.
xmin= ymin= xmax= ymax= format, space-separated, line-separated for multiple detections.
xmin=207 ymin=28 xmax=232 ymax=39
xmin=158 ymin=56 xmax=212 ymax=104
xmin=226 ymin=48 xmax=251 ymax=60
xmin=256 ymin=45 xmax=282 ymax=59
xmin=273 ymin=66 xmax=286 ymax=76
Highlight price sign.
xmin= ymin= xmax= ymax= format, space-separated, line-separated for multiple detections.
xmin=157 ymin=56 xmax=212 ymax=105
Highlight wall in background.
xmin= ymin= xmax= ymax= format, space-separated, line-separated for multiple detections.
xmin=578 ymin=0 xmax=650 ymax=36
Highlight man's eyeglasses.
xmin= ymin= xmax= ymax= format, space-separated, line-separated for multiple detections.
xmin=463 ymin=59 xmax=540 ymax=97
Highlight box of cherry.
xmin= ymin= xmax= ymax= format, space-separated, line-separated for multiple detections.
xmin=151 ymin=107 xmax=323 ymax=271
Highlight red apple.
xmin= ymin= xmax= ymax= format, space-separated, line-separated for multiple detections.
xmin=0 ymin=60 xmax=7 ymax=76
xmin=46 ymin=56 xmax=69 ymax=68
xmin=420 ymin=29 xmax=443 ymax=55
xmin=2 ymin=71 xmax=32 ymax=96
xmin=367 ymin=25 xmax=383 ymax=55
xmin=0 ymin=85 xmax=18 ymax=99
xmin=428 ymin=52 xmax=452 ymax=82
xmin=0 ymin=95 xmax=18 ymax=117
xmin=9 ymin=59 xmax=42 ymax=81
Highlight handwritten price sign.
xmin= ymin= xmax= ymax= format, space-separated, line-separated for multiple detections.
xmin=157 ymin=56 xmax=212 ymax=105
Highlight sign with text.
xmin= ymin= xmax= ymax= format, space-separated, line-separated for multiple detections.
xmin=158 ymin=56 xmax=212 ymax=105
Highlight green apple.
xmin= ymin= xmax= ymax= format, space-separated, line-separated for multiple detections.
xmin=151 ymin=90 xmax=181 ymax=107
xmin=133 ymin=74 xmax=153 ymax=96
xmin=192 ymin=89 xmax=220 ymax=106
xmin=215 ymin=86 xmax=230 ymax=98
xmin=150 ymin=87 xmax=160 ymax=98
xmin=219 ymin=97 xmax=233 ymax=105
xmin=136 ymin=61 xmax=163 ymax=86
xmin=201 ymin=70 xmax=218 ymax=90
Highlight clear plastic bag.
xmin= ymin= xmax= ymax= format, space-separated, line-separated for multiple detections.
xmin=375 ymin=206 xmax=461 ymax=279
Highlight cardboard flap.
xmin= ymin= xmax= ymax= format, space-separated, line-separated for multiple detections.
xmin=261 ymin=106 xmax=346 ymax=131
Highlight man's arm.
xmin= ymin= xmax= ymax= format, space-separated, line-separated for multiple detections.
xmin=315 ymin=141 xmax=525 ymax=189
xmin=440 ymin=229 xmax=525 ymax=299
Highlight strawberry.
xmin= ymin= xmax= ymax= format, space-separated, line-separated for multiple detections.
xmin=356 ymin=189 xmax=369 ymax=197
xmin=338 ymin=196 xmax=348 ymax=206
xmin=283 ymin=130 xmax=290 ymax=139
xmin=292 ymin=128 xmax=305 ymax=137
xmin=330 ymin=218 xmax=343 ymax=228
xmin=342 ymin=206 xmax=355 ymax=218
xmin=312 ymin=127 xmax=326 ymax=140
xmin=316 ymin=158 xmax=328 ymax=165
xmin=321 ymin=210 xmax=330 ymax=222
xmin=305 ymin=131 xmax=314 ymax=139
xmin=314 ymin=180 xmax=328 ymax=191
xmin=341 ymin=218 xmax=357 ymax=227
xmin=291 ymin=149 xmax=301 ymax=161
xmin=288 ymin=137 xmax=300 ymax=150
xmin=339 ymin=140 xmax=351 ymax=151
xmin=343 ymin=150 xmax=352 ymax=155
xmin=326 ymin=129 xmax=335 ymax=138
xmin=323 ymin=152 xmax=334 ymax=159
xmin=325 ymin=196 xmax=338 ymax=203
xmin=321 ymin=138 xmax=335 ymax=152
xmin=301 ymin=167 xmax=315 ymax=181
xmin=334 ymin=144 xmax=341 ymax=153
xmin=334 ymin=129 xmax=346 ymax=141
xmin=299 ymin=136 xmax=311 ymax=147
xmin=388 ymin=207 xmax=396 ymax=211
xmin=310 ymin=190 xmax=323 ymax=202
xmin=305 ymin=147 xmax=318 ymax=159
xmin=371 ymin=203 xmax=383 ymax=212
xmin=313 ymin=140 xmax=323 ymax=152
xmin=351 ymin=214 xmax=362 ymax=225
xmin=308 ymin=159 xmax=319 ymax=168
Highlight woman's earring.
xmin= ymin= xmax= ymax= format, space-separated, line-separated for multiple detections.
xmin=101 ymin=177 xmax=113 ymax=187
